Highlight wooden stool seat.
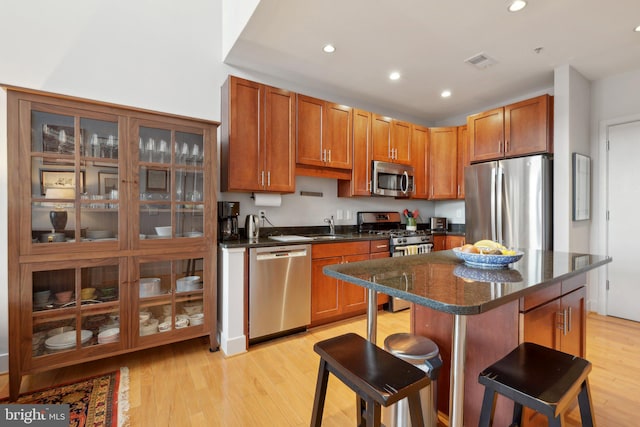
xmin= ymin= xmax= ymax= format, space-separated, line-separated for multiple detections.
xmin=478 ymin=342 xmax=595 ymax=427
xmin=311 ymin=333 xmax=430 ymax=426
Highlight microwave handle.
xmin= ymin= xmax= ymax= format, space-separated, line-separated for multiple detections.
xmin=401 ymin=170 xmax=409 ymax=194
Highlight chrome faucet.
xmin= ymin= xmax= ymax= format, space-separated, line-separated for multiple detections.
xmin=324 ymin=215 xmax=335 ymax=235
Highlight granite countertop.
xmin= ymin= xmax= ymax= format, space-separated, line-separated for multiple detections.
xmin=323 ymin=249 xmax=611 ymax=315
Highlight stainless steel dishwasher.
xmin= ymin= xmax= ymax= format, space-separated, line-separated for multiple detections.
xmin=249 ymin=244 xmax=311 ymax=342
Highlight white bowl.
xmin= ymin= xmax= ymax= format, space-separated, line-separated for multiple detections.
xmin=155 ymin=226 xmax=172 ymax=236
xmin=87 ymin=230 xmax=112 ymax=239
xmin=139 ymin=318 xmax=159 ymax=336
xmin=182 ymin=303 xmax=203 ymax=315
xmin=176 ymin=276 xmax=201 ymax=292
xmin=158 ymin=321 xmax=171 ymax=332
xmin=140 ymin=277 xmax=161 ymax=297
xmin=189 ymin=313 xmax=204 ymax=326
xmin=175 ymin=318 xmax=189 ymax=328
xmin=139 ymin=311 xmax=151 ymax=322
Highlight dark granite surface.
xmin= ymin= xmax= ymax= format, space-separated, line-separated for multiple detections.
xmin=323 ymin=250 xmax=611 ymax=315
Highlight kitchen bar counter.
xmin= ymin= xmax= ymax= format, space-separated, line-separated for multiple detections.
xmin=323 ymin=249 xmax=611 ymax=427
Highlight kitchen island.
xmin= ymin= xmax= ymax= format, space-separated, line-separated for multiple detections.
xmin=323 ymin=249 xmax=611 ymax=427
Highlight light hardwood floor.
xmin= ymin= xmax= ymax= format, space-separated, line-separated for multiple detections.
xmin=1 ymin=311 xmax=638 ymax=426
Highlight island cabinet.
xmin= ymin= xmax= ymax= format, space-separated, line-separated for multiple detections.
xmin=338 ymin=109 xmax=372 ymax=197
xmin=411 ymin=124 xmax=430 ymax=199
xmin=371 ymin=114 xmax=412 ymax=165
xmin=468 ymin=94 xmax=553 ymax=163
xmin=428 ymin=127 xmax=458 ymax=199
xmin=456 ymin=125 xmax=469 ymax=199
xmin=296 ymin=94 xmax=352 ymax=170
xmin=310 ymin=241 xmax=370 ymax=326
xmin=6 ymin=87 xmax=219 ymax=400
xmin=411 ymin=272 xmax=587 ymax=427
xmin=221 ymin=76 xmax=296 ymax=193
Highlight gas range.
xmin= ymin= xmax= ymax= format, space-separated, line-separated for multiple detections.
xmin=356 ymin=211 xmax=433 ymax=248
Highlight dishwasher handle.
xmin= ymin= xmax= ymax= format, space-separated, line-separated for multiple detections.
xmin=256 ymin=248 xmax=309 ymax=261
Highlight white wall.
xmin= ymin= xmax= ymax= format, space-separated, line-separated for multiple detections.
xmin=222 ymin=0 xmax=261 ymax=60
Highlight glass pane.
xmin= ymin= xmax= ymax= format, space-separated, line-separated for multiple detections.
xmin=33 ymin=269 xmax=76 ymax=308
xmin=32 ymin=317 xmax=77 ymax=357
xmin=139 ymin=126 xmax=171 ymax=164
xmin=80 ymin=118 xmax=118 ymax=160
xmin=139 ymin=261 xmax=171 ymax=297
xmin=175 ymin=258 xmax=204 ymax=292
xmin=177 ymin=298 xmax=204 ymax=327
xmin=176 ymin=131 xmax=203 ymax=166
xmin=31 ymin=203 xmax=76 ymax=244
xmin=176 ymin=169 xmax=203 ymax=205
xmin=82 ymin=311 xmax=119 ymax=347
xmin=80 ymin=264 xmax=119 ymax=302
xmin=140 ymin=203 xmax=171 ymax=238
xmin=176 ymin=208 xmax=203 ymax=238
xmin=80 ymin=198 xmax=118 ymax=242
xmin=139 ymin=302 xmax=173 ymax=336
xmin=32 ymin=111 xmax=75 ymax=154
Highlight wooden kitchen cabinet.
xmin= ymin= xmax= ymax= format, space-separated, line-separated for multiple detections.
xmin=412 ymin=273 xmax=587 ymax=427
xmin=432 ymin=235 xmax=446 ymax=251
xmin=445 ymin=235 xmax=465 ymax=249
xmin=428 ymin=127 xmax=458 ymax=199
xmin=372 ymin=114 xmax=412 ymax=164
xmin=456 ymin=125 xmax=469 ymax=199
xmin=468 ymin=94 xmax=553 ymax=163
xmin=296 ymin=94 xmax=352 ymax=170
xmin=411 ymin=124 xmax=430 ymax=199
xmin=221 ymin=76 xmax=295 ymax=192
xmin=338 ymin=109 xmax=372 ymax=197
xmin=6 ymin=87 xmax=218 ymax=400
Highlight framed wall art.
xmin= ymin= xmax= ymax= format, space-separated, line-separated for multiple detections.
xmin=40 ymin=169 xmax=85 ymax=195
xmin=146 ymin=168 xmax=168 ymax=192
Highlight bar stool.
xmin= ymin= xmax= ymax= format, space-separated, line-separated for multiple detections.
xmin=478 ymin=342 xmax=595 ymax=427
xmin=311 ymin=333 xmax=431 ymax=426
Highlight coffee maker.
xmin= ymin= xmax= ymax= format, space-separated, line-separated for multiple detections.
xmin=217 ymin=201 xmax=239 ymax=241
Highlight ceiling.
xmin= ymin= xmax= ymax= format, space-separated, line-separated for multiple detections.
xmin=224 ymin=0 xmax=640 ymax=123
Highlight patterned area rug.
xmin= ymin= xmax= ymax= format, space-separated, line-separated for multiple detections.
xmin=1 ymin=367 xmax=129 ymax=427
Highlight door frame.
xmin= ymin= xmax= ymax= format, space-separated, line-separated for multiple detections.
xmin=597 ymin=113 xmax=640 ymax=315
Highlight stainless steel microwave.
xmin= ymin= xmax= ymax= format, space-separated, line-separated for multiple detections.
xmin=371 ymin=161 xmax=414 ymax=197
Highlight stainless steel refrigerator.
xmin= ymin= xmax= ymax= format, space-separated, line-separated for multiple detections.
xmin=464 ymin=155 xmax=552 ymax=250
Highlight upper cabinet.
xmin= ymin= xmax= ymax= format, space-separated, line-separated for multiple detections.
xmin=372 ymin=114 xmax=412 ymax=164
xmin=457 ymin=125 xmax=469 ymax=199
xmin=296 ymin=95 xmax=352 ymax=170
xmin=221 ymin=76 xmax=296 ymax=193
xmin=411 ymin=124 xmax=430 ymax=199
xmin=468 ymin=94 xmax=553 ymax=163
xmin=429 ymin=127 xmax=458 ymax=200
xmin=338 ymin=109 xmax=372 ymax=197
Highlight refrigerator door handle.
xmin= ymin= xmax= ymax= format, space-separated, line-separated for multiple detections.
xmin=490 ymin=167 xmax=497 ymax=240
xmin=496 ymin=166 xmax=504 ymax=244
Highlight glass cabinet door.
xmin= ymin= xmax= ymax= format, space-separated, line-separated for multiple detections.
xmin=29 ymin=105 xmax=121 ymax=247
xmin=137 ymin=124 xmax=205 ymax=240
xmin=29 ymin=259 xmax=124 ymax=360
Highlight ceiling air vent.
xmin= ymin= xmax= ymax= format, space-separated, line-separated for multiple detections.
xmin=464 ymin=52 xmax=497 ymax=69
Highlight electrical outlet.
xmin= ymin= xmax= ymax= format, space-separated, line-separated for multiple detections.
xmin=259 ymin=210 xmax=266 ymax=220
xmin=336 ymin=209 xmax=344 ymax=220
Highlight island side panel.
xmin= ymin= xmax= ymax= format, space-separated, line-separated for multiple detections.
xmin=412 ymin=299 xmax=519 ymax=426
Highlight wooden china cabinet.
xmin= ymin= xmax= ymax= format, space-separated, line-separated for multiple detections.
xmin=5 ymin=87 xmax=219 ymax=400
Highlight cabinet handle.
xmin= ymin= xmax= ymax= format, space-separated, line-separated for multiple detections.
xmin=457 ymin=185 xmax=460 ymax=196
xmin=389 ymin=147 xmax=393 ymax=159
xmin=261 ymin=170 xmax=265 ymax=187
xmin=394 ymin=148 xmax=398 ymax=159
xmin=375 ymin=244 xmax=388 ymax=249
xmin=567 ymin=306 xmax=572 ymax=333
xmin=505 ymin=139 xmax=509 ymax=153
xmin=328 ymin=149 xmax=331 ymax=163
xmin=267 ymin=171 xmax=271 ymax=187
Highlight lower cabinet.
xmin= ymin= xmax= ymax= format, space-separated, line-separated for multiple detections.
xmin=311 ymin=240 xmax=388 ymax=326
xmin=445 ymin=235 xmax=465 ymax=249
xmin=412 ymin=273 xmax=587 ymax=427
xmin=433 ymin=235 xmax=446 ymax=251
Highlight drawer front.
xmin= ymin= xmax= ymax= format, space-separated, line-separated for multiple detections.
xmin=370 ymin=239 xmax=390 ymax=253
xmin=562 ymin=273 xmax=586 ymax=295
xmin=312 ymin=241 xmax=370 ymax=259
xmin=519 ymin=281 xmax=561 ymax=312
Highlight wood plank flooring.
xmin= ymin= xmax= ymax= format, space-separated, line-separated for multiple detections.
xmin=1 ymin=311 xmax=638 ymax=426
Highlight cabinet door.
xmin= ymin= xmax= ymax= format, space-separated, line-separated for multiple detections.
xmin=521 ymin=297 xmax=562 ymax=350
xmin=264 ymin=86 xmax=295 ymax=192
xmin=341 ymin=253 xmax=370 ymax=313
xmin=432 ymin=235 xmax=446 ymax=251
xmin=457 ymin=125 xmax=469 ymax=199
xmin=445 ymin=235 xmax=466 ymax=249
xmin=372 ymin=114 xmax=393 ymax=162
xmin=296 ymin=94 xmax=324 ymax=167
xmin=468 ymin=107 xmax=504 ymax=162
xmin=311 ymin=256 xmax=342 ymax=322
xmin=226 ymin=77 xmax=263 ymax=191
xmin=324 ymin=102 xmax=352 ymax=169
xmin=411 ymin=125 xmax=429 ymax=199
xmin=559 ymin=287 xmax=586 ymax=357
xmin=339 ymin=109 xmax=372 ymax=196
xmin=504 ymin=94 xmax=552 ymax=158
xmin=392 ymin=120 xmax=412 ymax=164
xmin=429 ymin=127 xmax=458 ymax=199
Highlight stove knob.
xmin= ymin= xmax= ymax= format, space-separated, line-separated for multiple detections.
xmin=399 ymin=238 xmax=406 ymax=244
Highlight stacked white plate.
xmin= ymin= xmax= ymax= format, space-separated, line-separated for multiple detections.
xmin=176 ymin=276 xmax=202 ymax=292
xmin=44 ymin=330 xmax=92 ymax=351
xmin=97 ymin=328 xmax=120 ymax=344
xmin=140 ymin=277 xmax=161 ymax=297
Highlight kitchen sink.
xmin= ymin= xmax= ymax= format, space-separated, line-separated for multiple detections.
xmin=304 ymin=234 xmax=347 ymax=240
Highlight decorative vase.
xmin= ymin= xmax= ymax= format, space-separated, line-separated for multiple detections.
xmin=406 ymin=218 xmax=417 ymax=231
xmin=49 ymin=210 xmax=68 ymax=232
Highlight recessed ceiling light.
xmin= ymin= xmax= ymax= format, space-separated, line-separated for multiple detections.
xmin=635 ymin=25 xmax=640 ymax=32
xmin=322 ymin=44 xmax=335 ymax=53
xmin=441 ymin=90 xmax=452 ymax=98
xmin=507 ymin=0 xmax=527 ymax=12
xmin=389 ymin=71 xmax=401 ymax=81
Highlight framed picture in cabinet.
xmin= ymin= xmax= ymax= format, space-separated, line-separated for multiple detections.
xmin=42 ymin=124 xmax=75 ymax=155
xmin=146 ymin=168 xmax=168 ymax=192
xmin=40 ymin=169 xmax=85 ymax=196
xmin=99 ymin=170 xmax=119 ymax=195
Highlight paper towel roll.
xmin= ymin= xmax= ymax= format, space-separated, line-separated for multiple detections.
xmin=253 ymin=193 xmax=282 ymax=207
